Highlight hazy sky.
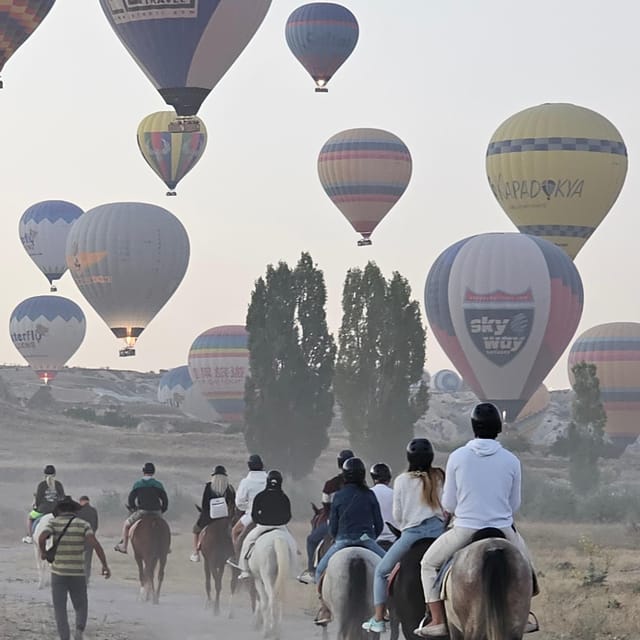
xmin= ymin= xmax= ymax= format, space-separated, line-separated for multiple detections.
xmin=2 ymin=0 xmax=639 ymax=390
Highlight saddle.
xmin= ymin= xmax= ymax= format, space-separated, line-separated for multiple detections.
xmin=312 ymin=532 xmax=333 ymax=568
xmin=243 ymin=526 xmax=280 ymax=562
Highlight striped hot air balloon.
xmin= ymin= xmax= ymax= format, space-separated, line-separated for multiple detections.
xmin=513 ymin=384 xmax=550 ymax=434
xmin=285 ymin=2 xmax=359 ymax=92
xmin=9 ymin=295 xmax=86 ymax=383
xmin=568 ymin=323 xmax=640 ymax=448
xmin=188 ymin=325 xmax=249 ymax=423
xmin=425 ymin=233 xmax=583 ymax=420
xmin=486 ymin=103 xmax=628 ymax=260
xmin=318 ymin=128 xmax=412 ymax=246
xmin=137 ymin=111 xmax=207 ymax=196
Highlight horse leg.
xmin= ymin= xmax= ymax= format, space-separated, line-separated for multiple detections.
xmin=135 ymin=556 xmax=146 ymax=601
xmin=253 ymin=576 xmax=267 ymax=633
xmin=213 ymin=563 xmax=224 ymax=616
xmin=154 ymin=556 xmax=166 ymax=605
xmin=203 ymin=555 xmax=212 ymax=608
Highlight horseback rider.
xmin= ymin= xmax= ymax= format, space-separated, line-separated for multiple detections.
xmin=23 ymin=464 xmax=65 ymax=544
xmin=190 ymin=465 xmax=236 ymax=563
xmin=415 ymin=403 xmax=538 ymax=637
xmin=368 ymin=462 xmax=398 ymax=551
xmin=229 ymin=469 xmax=299 ymax=579
xmin=305 ymin=457 xmax=386 ymax=626
xmin=230 ymin=454 xmax=268 ymax=551
xmin=362 ymin=440 xmax=445 ymax=633
xmin=114 ymin=462 xmax=169 ymax=554
xmin=296 ymin=448 xmax=354 ymax=584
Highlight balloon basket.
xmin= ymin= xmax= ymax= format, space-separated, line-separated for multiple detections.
xmin=166 ymin=191 xmax=177 ymax=197
xmin=50 ymin=285 xmax=57 ymax=293
xmin=119 ymin=347 xmax=136 ymax=357
xmin=357 ymin=239 xmax=372 ymax=247
xmin=315 ymin=87 xmax=328 ymax=93
xmin=168 ymin=117 xmax=201 ymax=133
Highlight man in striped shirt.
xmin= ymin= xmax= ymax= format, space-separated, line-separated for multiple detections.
xmin=38 ymin=496 xmax=111 ymax=640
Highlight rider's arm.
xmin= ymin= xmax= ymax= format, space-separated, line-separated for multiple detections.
xmin=392 ymin=475 xmax=403 ymax=527
xmin=441 ymin=456 xmax=458 ymax=515
xmin=34 ymin=483 xmax=45 ymax=509
xmin=251 ymin=491 xmax=264 ymax=522
xmin=235 ymin=479 xmax=249 ymax=512
xmin=56 ymin=481 xmax=65 ymax=498
xmin=200 ymin=484 xmax=211 ymax=515
xmin=371 ymin=493 xmax=384 ymax=538
xmin=509 ymin=460 xmax=522 ymax=514
xmin=126 ymin=487 xmax=137 ymax=511
xmin=321 ymin=478 xmax=332 ymax=509
xmin=328 ymin=497 xmax=339 ymax=539
xmin=159 ymin=487 xmax=169 ymax=513
xmin=281 ymin=494 xmax=292 ymax=524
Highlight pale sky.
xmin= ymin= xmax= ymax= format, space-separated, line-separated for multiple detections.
xmin=1 ymin=1 xmax=638 ymax=390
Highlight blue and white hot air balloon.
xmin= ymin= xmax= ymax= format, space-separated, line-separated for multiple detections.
xmin=158 ymin=365 xmax=220 ymax=422
xmin=19 ymin=200 xmax=83 ymax=292
xmin=9 ymin=295 xmax=86 ymax=383
xmin=285 ymin=3 xmax=359 ymax=92
xmin=432 ymin=369 xmax=463 ymax=393
xmin=99 ymin=0 xmax=272 ymax=117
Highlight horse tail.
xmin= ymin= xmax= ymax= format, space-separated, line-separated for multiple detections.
xmin=273 ymin=534 xmax=289 ymax=602
xmin=481 ymin=546 xmax=511 ymax=640
xmin=341 ymin=556 xmax=368 ymax=640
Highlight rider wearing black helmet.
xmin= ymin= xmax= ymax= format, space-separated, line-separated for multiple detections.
xmin=362 ymin=439 xmax=446 ymax=633
xmin=114 ymin=462 xmax=168 ymax=554
xmin=190 ymin=465 xmax=237 ymax=562
xmin=297 ymin=449 xmax=354 ymax=584
xmin=369 ymin=463 xmax=397 ymax=550
xmin=415 ymin=403 xmax=538 ymax=637
xmin=23 ymin=464 xmax=66 ymax=544
xmin=231 ymin=454 xmax=268 ymax=549
xmin=309 ymin=457 xmax=386 ymax=626
xmin=229 ymin=469 xmax=299 ymax=579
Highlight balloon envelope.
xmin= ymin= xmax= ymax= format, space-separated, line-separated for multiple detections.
xmin=568 ymin=322 xmax=640 ymax=448
xmin=188 ymin=325 xmax=248 ymax=423
xmin=285 ymin=2 xmax=358 ymax=91
xmin=432 ymin=369 xmax=462 ymax=393
xmin=10 ymin=295 xmax=86 ymax=383
xmin=424 ymin=233 xmax=583 ymax=420
xmin=0 ymin=1 xmax=56 ymax=77
xmin=65 ymin=202 xmax=189 ymax=354
xmin=99 ymin=0 xmax=272 ymax=116
xmin=19 ymin=200 xmax=83 ymax=290
xmin=137 ymin=111 xmax=207 ymax=194
xmin=158 ymin=365 xmax=220 ymax=422
xmin=513 ymin=384 xmax=550 ymax=433
xmin=318 ymin=128 xmax=412 ymax=244
xmin=486 ymin=103 xmax=627 ymax=259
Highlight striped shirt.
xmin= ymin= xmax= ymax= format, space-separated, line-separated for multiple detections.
xmin=43 ymin=515 xmax=93 ymax=576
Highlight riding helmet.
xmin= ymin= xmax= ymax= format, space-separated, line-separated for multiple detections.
xmin=337 ymin=449 xmax=355 ymax=469
xmin=248 ymin=454 xmax=264 ymax=471
xmin=342 ymin=457 xmax=366 ymax=484
xmin=370 ymin=462 xmax=392 ymax=484
xmin=212 ymin=465 xmax=227 ymax=476
xmin=142 ymin=462 xmax=156 ymax=475
xmin=470 ymin=402 xmax=502 ymax=437
xmin=43 ymin=464 xmax=56 ymax=476
xmin=267 ymin=469 xmax=283 ymax=489
xmin=406 ymin=438 xmax=434 ymax=469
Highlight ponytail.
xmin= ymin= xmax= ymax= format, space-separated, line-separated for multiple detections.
xmin=409 ymin=468 xmax=445 ymax=510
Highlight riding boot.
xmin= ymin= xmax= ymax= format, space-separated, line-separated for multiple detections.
xmin=114 ymin=522 xmax=130 ymax=553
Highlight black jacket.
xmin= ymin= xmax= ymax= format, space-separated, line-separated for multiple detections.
xmin=197 ymin=483 xmax=236 ymax=527
xmin=251 ymin=488 xmax=292 ymax=526
xmin=127 ymin=478 xmax=168 ymax=513
xmin=34 ymin=480 xmax=65 ymax=514
xmin=77 ymin=504 xmax=98 ymax=532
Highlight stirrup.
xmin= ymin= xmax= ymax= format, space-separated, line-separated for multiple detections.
xmin=524 ymin=612 xmax=539 ymax=633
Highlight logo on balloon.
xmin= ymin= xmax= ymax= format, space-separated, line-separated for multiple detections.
xmin=464 ymin=289 xmax=534 ymax=366
xmin=488 ymin=174 xmax=584 ymax=205
xmin=109 ymin=0 xmax=197 ymax=22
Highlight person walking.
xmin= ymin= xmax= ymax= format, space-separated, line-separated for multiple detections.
xmin=38 ymin=495 xmax=111 ymax=640
xmin=76 ymin=496 xmax=99 ymax=585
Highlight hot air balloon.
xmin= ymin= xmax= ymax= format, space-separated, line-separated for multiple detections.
xmin=0 ymin=1 xmax=56 ymax=87
xmin=432 ymin=369 xmax=463 ymax=393
xmin=568 ymin=323 xmax=640 ymax=449
xmin=486 ymin=103 xmax=627 ymax=260
xmin=318 ymin=128 xmax=412 ymax=246
xmin=9 ymin=295 xmax=86 ymax=383
xmin=99 ymin=0 xmax=272 ymax=117
xmin=19 ymin=200 xmax=83 ymax=292
xmin=65 ymin=202 xmax=189 ymax=357
xmin=158 ymin=365 xmax=220 ymax=422
xmin=188 ymin=325 xmax=249 ymax=423
xmin=285 ymin=3 xmax=358 ymax=92
xmin=513 ymin=384 xmax=550 ymax=433
xmin=424 ymin=233 xmax=583 ymax=420
xmin=137 ymin=111 xmax=207 ymax=196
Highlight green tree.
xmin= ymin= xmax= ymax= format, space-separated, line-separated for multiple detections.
xmin=568 ymin=362 xmax=607 ymax=494
xmin=334 ymin=262 xmax=429 ymax=470
xmin=244 ymin=252 xmax=336 ymax=479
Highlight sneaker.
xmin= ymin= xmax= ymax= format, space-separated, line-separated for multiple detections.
xmin=226 ymin=558 xmax=241 ymax=570
xmin=362 ymin=617 xmax=386 ymax=633
xmin=21 ymin=536 xmax=33 ymax=544
xmin=238 ymin=571 xmax=251 ymax=580
xmin=113 ymin=542 xmax=127 ymax=554
xmin=297 ymin=570 xmax=315 ymax=584
xmin=190 ymin=553 xmax=200 ymax=563
xmin=413 ymin=622 xmax=448 ymax=638
xmin=314 ymin=604 xmax=332 ymax=626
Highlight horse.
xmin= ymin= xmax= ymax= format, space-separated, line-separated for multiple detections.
xmin=247 ymin=528 xmax=292 ymax=639
xmin=32 ymin=513 xmax=54 ymax=589
xmin=443 ymin=535 xmax=533 ymax=640
xmin=130 ymin=515 xmax=171 ymax=604
xmin=321 ymin=547 xmax=382 ymax=640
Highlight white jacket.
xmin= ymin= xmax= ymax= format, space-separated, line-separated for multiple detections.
xmin=371 ymin=483 xmax=397 ymax=543
xmin=392 ymin=472 xmax=443 ymax=530
xmin=235 ymin=470 xmax=268 ymax=513
xmin=442 ymin=438 xmax=521 ymax=529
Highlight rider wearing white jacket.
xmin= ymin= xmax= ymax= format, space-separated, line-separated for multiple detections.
xmin=231 ymin=454 xmax=268 ymax=547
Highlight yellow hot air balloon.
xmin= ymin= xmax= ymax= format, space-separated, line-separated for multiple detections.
xmin=137 ymin=111 xmax=207 ymax=196
xmin=486 ymin=103 xmax=627 ymax=259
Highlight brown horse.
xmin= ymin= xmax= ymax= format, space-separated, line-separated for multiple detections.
xmin=130 ymin=516 xmax=171 ymax=604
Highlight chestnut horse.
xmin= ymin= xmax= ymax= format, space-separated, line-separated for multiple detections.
xmin=130 ymin=516 xmax=171 ymax=604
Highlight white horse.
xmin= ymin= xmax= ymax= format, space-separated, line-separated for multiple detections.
xmin=247 ymin=529 xmax=292 ymax=639
xmin=321 ymin=547 xmax=381 ymax=640
xmin=32 ymin=513 xmax=54 ymax=589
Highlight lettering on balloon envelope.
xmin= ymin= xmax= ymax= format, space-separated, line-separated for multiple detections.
xmin=107 ymin=0 xmax=198 ymax=22
xmin=464 ymin=289 xmax=535 ymax=366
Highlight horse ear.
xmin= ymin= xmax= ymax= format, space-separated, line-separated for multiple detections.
xmin=311 ymin=502 xmax=319 ymax=515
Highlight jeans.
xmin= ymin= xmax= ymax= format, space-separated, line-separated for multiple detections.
xmin=306 ymin=521 xmax=329 ymax=571
xmin=373 ymin=516 xmax=444 ymax=606
xmin=51 ymin=574 xmax=88 ymax=640
xmin=315 ymin=536 xmax=386 ymax=582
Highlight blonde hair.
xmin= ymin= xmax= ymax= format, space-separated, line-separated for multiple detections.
xmin=211 ymin=473 xmax=229 ymax=497
xmin=45 ymin=475 xmax=56 ymax=491
xmin=408 ymin=468 xmax=445 ymax=510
